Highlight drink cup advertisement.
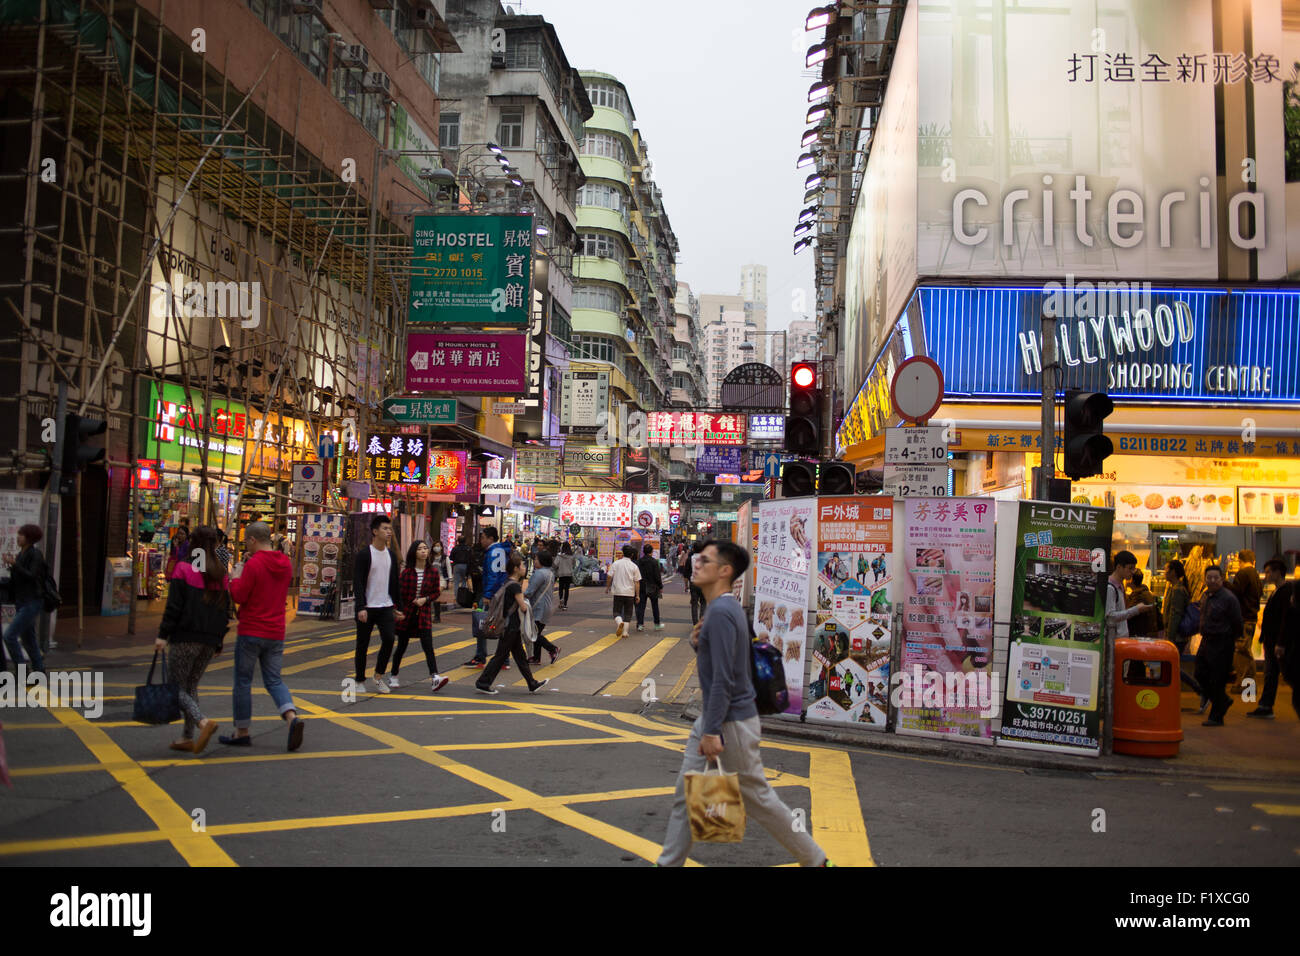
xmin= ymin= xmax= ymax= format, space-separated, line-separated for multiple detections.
xmin=754 ymin=498 xmax=818 ymax=716
xmin=804 ymin=497 xmax=894 ymax=727
xmin=898 ymin=498 xmax=997 ymax=741
xmin=999 ymin=501 xmax=1114 ymax=756
xmin=298 ymin=514 xmax=344 ymax=616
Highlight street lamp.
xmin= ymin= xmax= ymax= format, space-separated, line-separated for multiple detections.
xmin=808 ymin=80 xmax=833 ymax=103
xmin=806 ymin=41 xmax=831 ymax=68
xmin=806 ymin=103 xmax=831 ymax=125
xmin=806 ymin=5 xmax=835 ymax=31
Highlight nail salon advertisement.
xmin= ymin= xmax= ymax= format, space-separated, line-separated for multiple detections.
xmin=754 ymin=497 xmax=818 ymax=716
xmin=898 ymin=498 xmax=997 ymax=741
xmin=999 ymin=501 xmax=1114 ymax=756
xmin=805 ymin=497 xmax=895 ymax=728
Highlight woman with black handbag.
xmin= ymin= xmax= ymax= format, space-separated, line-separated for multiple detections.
xmin=390 ymin=540 xmax=450 ymax=692
xmin=154 ymin=525 xmax=230 ymax=755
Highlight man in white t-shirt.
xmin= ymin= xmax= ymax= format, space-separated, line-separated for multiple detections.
xmin=605 ymin=544 xmax=642 ymax=639
xmin=350 ymin=514 xmax=406 ymax=694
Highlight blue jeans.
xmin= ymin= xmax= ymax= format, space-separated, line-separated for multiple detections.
xmin=3 ymin=599 xmax=44 ymax=672
xmin=452 ymin=563 xmax=468 ymax=596
xmin=233 ymin=635 xmax=295 ymax=729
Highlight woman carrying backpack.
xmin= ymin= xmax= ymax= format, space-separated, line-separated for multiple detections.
xmin=3 ymin=523 xmax=49 ymax=675
xmin=155 ymin=525 xmax=230 ymax=754
xmin=475 ymin=553 xmax=548 ymax=695
xmin=391 ymin=540 xmax=450 ymax=692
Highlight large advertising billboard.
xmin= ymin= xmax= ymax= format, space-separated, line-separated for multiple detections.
xmin=409 ymin=214 xmax=533 ymax=325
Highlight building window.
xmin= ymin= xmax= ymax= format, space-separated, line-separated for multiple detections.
xmin=578 ymin=232 xmax=625 ymax=265
xmin=577 ymin=182 xmax=624 ymax=211
xmin=580 ymin=132 xmax=627 ymax=164
xmin=586 ymin=82 xmax=631 ymax=120
xmin=573 ymin=284 xmax=622 ymax=312
xmin=498 ymin=107 xmax=524 ymax=149
xmin=439 ymin=112 xmax=460 ymax=150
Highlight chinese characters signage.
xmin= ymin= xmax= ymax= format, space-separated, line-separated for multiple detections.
xmin=406 ymin=332 xmax=527 ymax=394
xmin=646 ymin=411 xmax=747 ymax=446
xmin=344 ymin=434 xmax=426 ymax=485
xmin=561 ymin=370 xmax=608 ymax=429
xmin=754 ymin=497 xmax=817 ymax=717
xmin=1065 ymin=50 xmax=1281 ymax=85
xmin=514 ymin=447 xmax=562 ymax=487
xmin=748 ymin=413 xmax=785 ymax=441
xmin=426 ymin=449 xmax=468 ymax=494
xmin=632 ymin=494 xmax=669 ymax=531
xmin=559 ymin=491 xmax=632 ymax=528
xmin=695 ymin=445 xmax=744 ymax=475
xmin=409 ymin=214 xmax=533 ymax=325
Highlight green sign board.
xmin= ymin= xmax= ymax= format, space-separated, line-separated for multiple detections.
xmin=382 ymin=397 xmax=457 ymax=425
xmin=409 ymin=214 xmax=534 ymax=326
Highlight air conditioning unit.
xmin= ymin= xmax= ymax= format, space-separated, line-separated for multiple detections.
xmin=362 ymin=71 xmax=391 ymax=94
xmin=289 ymin=0 xmax=322 ymax=14
xmin=413 ymin=7 xmax=437 ymax=31
xmin=339 ymin=44 xmax=368 ymax=69
xmin=490 ymin=52 xmax=506 ymax=69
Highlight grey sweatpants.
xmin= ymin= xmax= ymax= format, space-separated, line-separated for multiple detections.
xmin=657 ymin=715 xmax=827 ymax=867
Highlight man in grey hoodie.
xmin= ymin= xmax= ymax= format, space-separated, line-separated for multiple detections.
xmin=656 ymin=540 xmax=830 ymax=867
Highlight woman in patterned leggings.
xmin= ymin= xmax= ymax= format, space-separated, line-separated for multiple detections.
xmin=155 ymin=525 xmax=232 ymax=755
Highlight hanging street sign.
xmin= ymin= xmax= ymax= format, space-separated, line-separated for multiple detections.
xmin=721 ymin=363 xmax=784 ymax=411
xmin=382 ymin=397 xmax=457 ymax=425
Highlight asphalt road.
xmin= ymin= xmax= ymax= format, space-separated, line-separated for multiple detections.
xmin=1 ymin=579 xmax=1297 ymax=867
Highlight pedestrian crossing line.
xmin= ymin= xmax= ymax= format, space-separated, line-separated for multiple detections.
xmin=604 ymin=713 xmax=810 ymax=786
xmin=278 ymin=625 xmax=460 ymax=677
xmin=289 ymin=686 xmax=619 ymax=717
xmin=1253 ymin=803 xmax=1300 ymax=816
xmin=807 ymin=747 xmax=875 ymax=867
xmin=8 ymin=748 xmax=401 ymax=777
xmin=1210 ymin=783 xmax=1300 ymax=795
xmin=426 ymin=630 xmax=573 ymax=685
xmin=204 ymin=627 xmax=357 ymax=672
xmin=292 ymin=698 xmax=700 ymax=865
xmin=48 ymin=708 xmax=237 ymax=867
xmin=666 ymin=658 xmax=697 ymax=703
xmin=600 ymin=638 xmax=679 ymax=697
xmin=511 ymin=630 xmax=622 ymax=687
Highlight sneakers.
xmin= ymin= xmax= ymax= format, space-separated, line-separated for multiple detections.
xmin=1196 ymin=696 xmax=1209 ymax=715
xmin=430 ymin=675 xmax=450 ymax=693
xmin=386 ymin=674 xmax=401 ymax=688
xmin=549 ymin=647 xmax=560 ymax=665
xmin=462 ymin=658 xmax=486 ymax=669
xmin=373 ymin=676 xmax=391 ymax=694
xmin=636 ymin=624 xmax=645 ymax=632
xmin=654 ymin=623 xmax=665 ymax=631
xmin=475 ymin=684 xmax=500 ymax=695
xmin=1246 ymin=707 xmax=1275 ymax=718
xmin=287 ymin=717 xmax=305 ymax=752
xmin=529 ymin=678 xmax=549 ymax=694
xmin=615 ymin=616 xmax=626 ymax=638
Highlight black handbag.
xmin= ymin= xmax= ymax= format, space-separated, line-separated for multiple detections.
xmin=133 ymin=650 xmax=181 ymax=725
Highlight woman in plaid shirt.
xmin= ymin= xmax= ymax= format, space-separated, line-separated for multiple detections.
xmin=390 ymin=540 xmax=450 ymax=692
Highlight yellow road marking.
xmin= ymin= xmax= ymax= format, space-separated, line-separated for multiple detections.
xmin=48 ymin=709 xmax=236 ymax=867
xmin=204 ymin=627 xmax=355 ymax=672
xmin=436 ymin=630 xmax=573 ymax=684
xmin=1211 ymin=784 xmax=1300 ymax=795
xmin=808 ymin=747 xmax=874 ymax=867
xmin=279 ymin=626 xmax=459 ymax=677
xmin=603 ymin=638 xmax=679 ymax=697
xmin=512 ymin=631 xmax=621 ymax=687
xmin=1253 ymin=803 xmax=1300 ymax=816
xmin=293 ymin=699 xmax=699 ymax=865
xmin=667 ymin=658 xmax=697 ymax=702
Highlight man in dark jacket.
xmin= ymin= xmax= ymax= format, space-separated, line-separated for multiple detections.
xmin=1196 ymin=566 xmax=1243 ymax=726
xmin=1126 ymin=569 xmax=1159 ymax=637
xmin=636 ymin=543 xmax=665 ymax=632
xmin=1247 ymin=559 xmax=1294 ymax=719
xmin=1229 ymin=549 xmax=1263 ymax=692
xmin=351 ymin=514 xmax=404 ymax=695
xmin=2 ymin=523 xmax=48 ymax=674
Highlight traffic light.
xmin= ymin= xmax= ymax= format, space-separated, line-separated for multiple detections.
xmin=819 ymin=461 xmax=855 ymax=495
xmin=781 ymin=461 xmax=816 ymax=497
xmin=787 ymin=361 xmax=821 ymax=456
xmin=1062 ymin=390 xmax=1114 ymax=480
xmin=60 ymin=414 xmax=106 ymax=493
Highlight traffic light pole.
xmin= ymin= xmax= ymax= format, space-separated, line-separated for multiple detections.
xmin=1036 ymin=311 xmax=1056 ymax=500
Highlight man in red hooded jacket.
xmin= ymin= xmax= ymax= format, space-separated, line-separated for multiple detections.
xmin=221 ymin=521 xmax=304 ymax=751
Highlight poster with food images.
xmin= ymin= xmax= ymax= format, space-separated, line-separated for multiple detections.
xmin=999 ymin=500 xmax=1113 ymax=756
xmin=754 ymin=497 xmax=818 ymax=716
xmin=804 ymin=497 xmax=894 ymax=728
xmin=1071 ymin=483 xmax=1237 ymax=525
xmin=297 ymin=514 xmax=343 ymax=615
xmin=898 ymin=498 xmax=997 ymax=742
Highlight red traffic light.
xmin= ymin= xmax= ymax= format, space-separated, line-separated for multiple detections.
xmin=792 ymin=362 xmax=816 ymax=389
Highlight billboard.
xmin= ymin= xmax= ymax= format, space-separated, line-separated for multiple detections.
xmin=559 ymin=491 xmax=633 ymax=528
xmin=563 ymin=444 xmax=618 ymax=477
xmin=561 ymin=370 xmax=609 ymax=429
xmin=426 ymin=449 xmax=469 ymax=494
xmin=406 ymin=332 xmax=528 ymax=394
xmin=646 ymin=411 xmax=747 ymax=446
xmin=409 ymin=214 xmax=533 ymax=325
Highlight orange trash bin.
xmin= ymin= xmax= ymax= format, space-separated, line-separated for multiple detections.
xmin=1112 ymin=638 xmax=1183 ymax=757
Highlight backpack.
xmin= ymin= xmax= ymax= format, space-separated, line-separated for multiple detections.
xmin=41 ymin=571 xmax=62 ymax=613
xmin=1178 ymin=601 xmax=1200 ymax=639
xmin=478 ymin=586 xmax=510 ymax=640
xmin=747 ymin=617 xmax=789 ymax=716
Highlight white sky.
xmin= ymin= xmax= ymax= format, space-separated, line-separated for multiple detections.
xmin=524 ymin=0 xmax=819 ymax=330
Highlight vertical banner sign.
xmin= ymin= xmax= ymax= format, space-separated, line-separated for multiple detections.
xmin=754 ymin=498 xmax=818 ymax=717
xmin=408 ymin=214 xmax=533 ymax=325
xmin=1000 ymin=501 xmax=1114 ymax=755
xmin=805 ymin=497 xmax=895 ymax=728
xmin=899 ymin=498 xmax=997 ymax=741
xmin=298 ymin=514 xmax=345 ymax=616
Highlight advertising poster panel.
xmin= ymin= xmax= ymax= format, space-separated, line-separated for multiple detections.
xmin=754 ymin=498 xmax=818 ymax=717
xmin=405 ymin=332 xmax=528 ymax=394
xmin=297 ymin=514 xmax=344 ymax=616
xmin=560 ymin=491 xmax=632 ymax=528
xmin=804 ymin=497 xmax=894 ymax=727
xmin=1000 ymin=501 xmax=1115 ymax=755
xmin=898 ymin=498 xmax=998 ymax=741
